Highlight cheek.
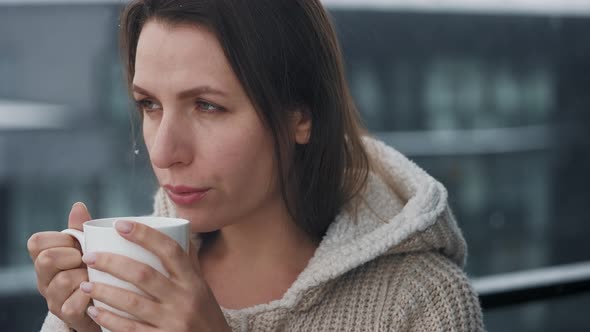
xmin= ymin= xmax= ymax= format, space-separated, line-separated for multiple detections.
xmin=142 ymin=119 xmax=155 ymax=151
xmin=142 ymin=120 xmax=165 ymax=177
xmin=210 ymin=124 xmax=277 ymax=195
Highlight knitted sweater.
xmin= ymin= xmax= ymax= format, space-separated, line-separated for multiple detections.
xmin=41 ymin=137 xmax=485 ymax=331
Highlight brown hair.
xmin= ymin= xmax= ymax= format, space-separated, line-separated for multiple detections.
xmin=120 ymin=0 xmax=372 ymax=241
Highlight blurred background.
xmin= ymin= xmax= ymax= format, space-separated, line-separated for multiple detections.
xmin=1 ymin=0 xmax=589 ymax=330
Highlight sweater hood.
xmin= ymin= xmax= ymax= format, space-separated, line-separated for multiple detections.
xmin=152 ymin=137 xmax=467 ymax=314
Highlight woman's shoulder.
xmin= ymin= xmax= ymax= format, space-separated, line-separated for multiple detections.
xmin=326 ymin=251 xmax=485 ymax=331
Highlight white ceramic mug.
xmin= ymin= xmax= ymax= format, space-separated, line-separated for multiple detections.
xmin=61 ymin=216 xmax=190 ymax=332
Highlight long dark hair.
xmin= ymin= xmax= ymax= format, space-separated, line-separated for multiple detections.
xmin=120 ymin=0 xmax=371 ymax=241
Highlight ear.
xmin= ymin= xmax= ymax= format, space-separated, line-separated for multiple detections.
xmin=291 ymin=108 xmax=312 ymax=144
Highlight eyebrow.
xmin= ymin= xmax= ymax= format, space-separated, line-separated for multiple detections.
xmin=132 ymin=84 xmax=227 ymax=99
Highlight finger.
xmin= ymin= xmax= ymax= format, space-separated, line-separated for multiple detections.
xmin=27 ymin=232 xmax=79 ymax=261
xmin=86 ymin=305 xmax=157 ymax=332
xmin=188 ymin=236 xmax=202 ymax=274
xmin=35 ymin=247 xmax=84 ymax=291
xmin=68 ymin=202 xmax=92 ymax=231
xmin=60 ymin=288 xmax=93 ymax=326
xmin=113 ymin=220 xmax=193 ymax=279
xmin=80 ymin=281 xmax=159 ymax=327
xmin=46 ymin=268 xmax=88 ymax=311
xmin=82 ymin=252 xmax=173 ymax=300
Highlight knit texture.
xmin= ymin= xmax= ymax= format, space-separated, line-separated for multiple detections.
xmin=40 ymin=137 xmax=484 ymax=331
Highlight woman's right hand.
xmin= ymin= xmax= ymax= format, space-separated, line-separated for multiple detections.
xmin=27 ymin=202 xmax=101 ymax=332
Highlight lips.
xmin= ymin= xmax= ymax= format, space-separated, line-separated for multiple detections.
xmin=164 ymin=185 xmax=210 ymax=205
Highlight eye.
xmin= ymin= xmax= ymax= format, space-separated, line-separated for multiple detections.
xmin=197 ymin=100 xmax=224 ymax=113
xmin=135 ymin=99 xmax=161 ymax=113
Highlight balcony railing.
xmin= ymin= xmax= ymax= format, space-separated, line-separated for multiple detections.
xmin=473 ymin=261 xmax=590 ymax=309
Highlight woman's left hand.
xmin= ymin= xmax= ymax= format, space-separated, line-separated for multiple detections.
xmin=79 ymin=220 xmax=231 ymax=332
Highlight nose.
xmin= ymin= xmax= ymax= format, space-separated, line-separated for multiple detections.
xmin=147 ymin=111 xmax=193 ymax=170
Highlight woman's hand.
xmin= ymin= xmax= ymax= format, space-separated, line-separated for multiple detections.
xmin=27 ymin=203 xmax=101 ymax=332
xmin=79 ymin=220 xmax=231 ymax=332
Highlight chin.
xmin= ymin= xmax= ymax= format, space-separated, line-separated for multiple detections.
xmin=175 ymin=206 xmax=233 ymax=234
xmin=178 ymin=213 xmax=223 ymax=234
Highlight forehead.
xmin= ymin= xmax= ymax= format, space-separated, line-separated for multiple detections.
xmin=133 ymin=20 xmax=235 ymax=87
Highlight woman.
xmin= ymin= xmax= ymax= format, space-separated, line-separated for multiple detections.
xmin=28 ymin=0 xmax=484 ymax=331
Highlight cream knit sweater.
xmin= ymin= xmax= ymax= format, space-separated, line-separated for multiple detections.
xmin=41 ymin=138 xmax=485 ymax=331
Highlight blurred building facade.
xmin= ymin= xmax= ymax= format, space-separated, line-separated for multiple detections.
xmin=0 ymin=1 xmax=589 ymax=331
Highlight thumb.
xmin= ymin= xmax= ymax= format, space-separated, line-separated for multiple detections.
xmin=68 ymin=202 xmax=92 ymax=231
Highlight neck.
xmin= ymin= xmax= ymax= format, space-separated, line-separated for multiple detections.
xmin=195 ymin=197 xmax=321 ymax=309
xmin=198 ymin=197 xmax=319 ymax=274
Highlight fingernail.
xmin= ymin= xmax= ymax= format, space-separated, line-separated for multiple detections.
xmin=82 ymin=252 xmax=96 ymax=265
xmin=115 ymin=220 xmax=133 ymax=234
xmin=80 ymin=281 xmax=93 ymax=293
xmin=73 ymin=202 xmax=87 ymax=210
xmin=87 ymin=306 xmax=99 ymax=319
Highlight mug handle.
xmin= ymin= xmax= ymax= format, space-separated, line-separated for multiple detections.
xmin=61 ymin=229 xmax=85 ymax=254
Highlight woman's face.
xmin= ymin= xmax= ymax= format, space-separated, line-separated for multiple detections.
xmin=133 ymin=20 xmax=280 ymax=232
